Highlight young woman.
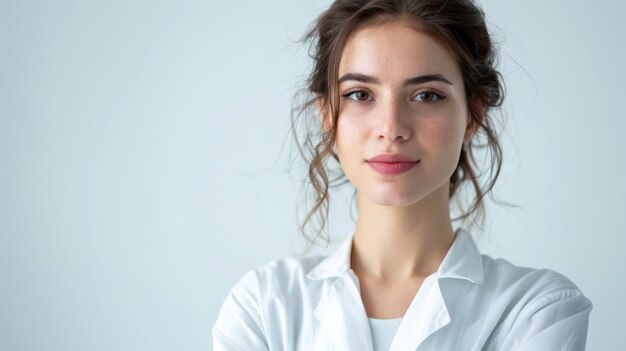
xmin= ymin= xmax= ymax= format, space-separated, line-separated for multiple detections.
xmin=212 ymin=1 xmax=593 ymax=350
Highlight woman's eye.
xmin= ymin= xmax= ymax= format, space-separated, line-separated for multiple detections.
xmin=414 ymin=91 xmax=445 ymax=103
xmin=343 ymin=90 xmax=372 ymax=102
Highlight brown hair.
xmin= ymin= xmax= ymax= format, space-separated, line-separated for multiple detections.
xmin=290 ymin=0 xmax=508 ymax=252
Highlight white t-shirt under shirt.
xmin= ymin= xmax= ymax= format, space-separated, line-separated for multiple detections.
xmin=212 ymin=227 xmax=593 ymax=350
xmin=368 ymin=317 xmax=403 ymax=351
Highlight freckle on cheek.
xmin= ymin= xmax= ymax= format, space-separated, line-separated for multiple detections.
xmin=435 ymin=129 xmax=450 ymax=144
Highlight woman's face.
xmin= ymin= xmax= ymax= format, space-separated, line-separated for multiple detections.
xmin=333 ymin=20 xmax=474 ymax=207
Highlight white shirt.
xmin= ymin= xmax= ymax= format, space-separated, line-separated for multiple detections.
xmin=212 ymin=228 xmax=593 ymax=350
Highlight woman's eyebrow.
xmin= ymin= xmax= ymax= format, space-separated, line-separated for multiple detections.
xmin=338 ymin=72 xmax=453 ymax=86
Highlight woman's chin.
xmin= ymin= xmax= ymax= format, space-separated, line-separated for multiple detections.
xmin=362 ymin=191 xmax=423 ymax=208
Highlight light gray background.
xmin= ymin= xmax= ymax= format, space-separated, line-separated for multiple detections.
xmin=1 ymin=0 xmax=624 ymax=350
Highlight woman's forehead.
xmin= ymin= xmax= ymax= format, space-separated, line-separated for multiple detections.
xmin=338 ymin=21 xmax=462 ymax=84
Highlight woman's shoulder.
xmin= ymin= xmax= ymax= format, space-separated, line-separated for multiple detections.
xmin=467 ymin=255 xmax=593 ymax=349
xmin=476 ymin=254 xmax=593 ymax=320
xmin=213 ymin=254 xmax=328 ymax=349
xmin=228 ymin=254 xmax=328 ymax=295
xmin=481 ymin=254 xmax=586 ymax=295
xmin=444 ymin=228 xmax=590 ymax=305
xmin=230 ymin=230 xmax=355 ymax=294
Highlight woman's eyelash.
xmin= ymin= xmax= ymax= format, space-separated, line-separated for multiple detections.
xmin=341 ymin=90 xmax=446 ymax=103
xmin=413 ymin=91 xmax=446 ymax=103
xmin=341 ymin=90 xmax=372 ymax=102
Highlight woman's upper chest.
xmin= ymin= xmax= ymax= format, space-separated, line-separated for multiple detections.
xmin=355 ymin=274 xmax=427 ymax=319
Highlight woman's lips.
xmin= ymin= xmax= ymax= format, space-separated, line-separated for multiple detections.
xmin=367 ymin=153 xmax=416 ymax=163
xmin=367 ymin=160 xmax=419 ymax=175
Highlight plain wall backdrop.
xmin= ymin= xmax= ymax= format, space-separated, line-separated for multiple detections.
xmin=1 ymin=0 xmax=624 ymax=350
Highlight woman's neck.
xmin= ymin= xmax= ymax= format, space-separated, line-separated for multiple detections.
xmin=350 ymin=183 xmax=455 ymax=283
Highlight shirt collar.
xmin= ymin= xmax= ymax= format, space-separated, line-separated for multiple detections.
xmin=306 ymin=227 xmax=484 ymax=284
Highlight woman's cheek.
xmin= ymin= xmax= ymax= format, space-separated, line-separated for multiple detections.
xmin=420 ymin=118 xmax=457 ymax=148
xmin=336 ymin=114 xmax=366 ymax=147
xmin=335 ymin=118 xmax=358 ymax=165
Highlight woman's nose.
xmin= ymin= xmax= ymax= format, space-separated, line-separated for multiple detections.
xmin=376 ymin=98 xmax=412 ymax=143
